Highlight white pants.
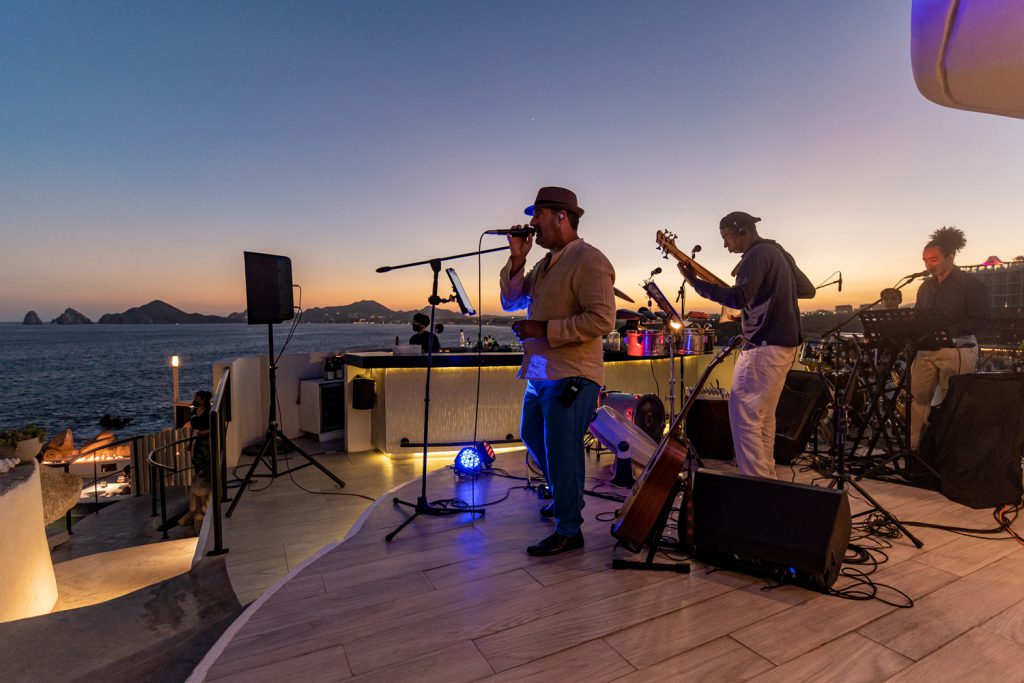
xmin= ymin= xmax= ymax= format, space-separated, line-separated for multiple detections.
xmin=909 ymin=341 xmax=979 ymax=450
xmin=729 ymin=344 xmax=799 ymax=479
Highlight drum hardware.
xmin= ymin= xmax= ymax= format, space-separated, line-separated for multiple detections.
xmin=598 ymin=391 xmax=666 ymax=443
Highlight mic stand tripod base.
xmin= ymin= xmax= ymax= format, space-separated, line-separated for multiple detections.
xmin=385 ymin=495 xmax=485 ymax=543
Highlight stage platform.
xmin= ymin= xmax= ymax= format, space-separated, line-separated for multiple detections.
xmin=192 ymin=450 xmax=1024 ymax=682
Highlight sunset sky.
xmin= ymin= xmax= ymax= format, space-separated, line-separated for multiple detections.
xmin=2 ymin=1 xmax=1022 ymax=322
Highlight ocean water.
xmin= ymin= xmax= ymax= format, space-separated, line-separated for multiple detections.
xmin=0 ymin=322 xmax=516 ymax=444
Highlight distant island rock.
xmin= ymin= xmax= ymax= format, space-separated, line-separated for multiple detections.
xmin=98 ymin=300 xmax=244 ymax=324
xmin=52 ymin=308 xmax=92 ymax=325
xmin=23 ymin=311 xmax=43 ymax=325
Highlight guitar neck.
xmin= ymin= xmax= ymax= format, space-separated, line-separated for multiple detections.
xmin=662 ymin=242 xmax=728 ymax=287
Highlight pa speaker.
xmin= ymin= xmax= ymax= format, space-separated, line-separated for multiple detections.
xmin=919 ymin=373 xmax=1024 ymax=509
xmin=685 ymin=399 xmax=733 ymax=460
xmin=774 ymin=370 xmax=828 ymax=464
xmin=693 ymin=469 xmax=851 ymax=590
xmin=244 ymin=251 xmax=294 ymax=325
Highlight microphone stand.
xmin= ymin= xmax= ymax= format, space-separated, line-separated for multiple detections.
xmin=378 ymin=245 xmax=508 ymax=542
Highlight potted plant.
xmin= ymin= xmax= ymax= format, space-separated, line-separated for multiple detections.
xmin=0 ymin=424 xmax=47 ymax=464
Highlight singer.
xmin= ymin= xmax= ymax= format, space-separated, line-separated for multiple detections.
xmin=499 ymin=186 xmax=616 ymax=556
xmin=678 ymin=211 xmax=815 ymax=479
xmin=908 ymin=227 xmax=988 ymax=452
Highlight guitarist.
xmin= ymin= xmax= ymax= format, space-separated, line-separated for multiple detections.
xmin=679 ymin=211 xmax=815 ymax=479
xmin=501 ymin=186 xmax=616 ymax=556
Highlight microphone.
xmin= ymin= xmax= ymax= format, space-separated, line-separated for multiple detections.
xmin=649 ymin=267 xmax=662 ymax=278
xmin=838 ymin=273 xmax=843 ymax=292
xmin=691 ymin=244 xmax=702 ymax=259
xmin=906 ymin=269 xmax=930 ymax=279
xmin=484 ymin=226 xmax=536 ymax=237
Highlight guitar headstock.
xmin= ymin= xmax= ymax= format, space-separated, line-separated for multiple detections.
xmin=655 ymin=230 xmax=678 ymax=259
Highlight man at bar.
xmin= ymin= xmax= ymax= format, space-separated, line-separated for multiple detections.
xmin=679 ymin=211 xmax=815 ymax=479
xmin=500 ymin=186 xmax=616 ymax=556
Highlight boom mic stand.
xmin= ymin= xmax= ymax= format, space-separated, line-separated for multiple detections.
xmin=378 ymin=245 xmax=509 ymax=542
xmin=227 ymin=323 xmax=346 ymax=518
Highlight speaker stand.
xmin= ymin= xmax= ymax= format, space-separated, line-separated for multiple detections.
xmin=226 ymin=324 xmax=345 ymax=518
xmin=824 ymin=336 xmax=922 ymax=548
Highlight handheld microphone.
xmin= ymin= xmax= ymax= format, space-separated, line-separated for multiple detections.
xmin=838 ymin=273 xmax=843 ymax=292
xmin=484 ymin=226 xmax=536 ymax=237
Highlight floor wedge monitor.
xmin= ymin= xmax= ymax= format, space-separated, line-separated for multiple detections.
xmin=693 ymin=469 xmax=851 ymax=591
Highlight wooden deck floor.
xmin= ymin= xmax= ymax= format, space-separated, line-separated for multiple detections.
xmin=194 ymin=450 xmax=1024 ymax=682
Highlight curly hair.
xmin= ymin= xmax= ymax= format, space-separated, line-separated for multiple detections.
xmin=926 ymin=226 xmax=966 ymax=257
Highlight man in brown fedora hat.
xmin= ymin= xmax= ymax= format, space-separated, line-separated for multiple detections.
xmin=679 ymin=211 xmax=815 ymax=479
xmin=500 ymin=186 xmax=616 ymax=556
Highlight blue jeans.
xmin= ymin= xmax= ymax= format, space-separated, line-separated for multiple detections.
xmin=519 ymin=377 xmax=600 ymax=536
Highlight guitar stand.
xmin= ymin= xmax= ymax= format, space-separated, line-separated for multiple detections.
xmin=612 ymin=478 xmax=690 ymax=573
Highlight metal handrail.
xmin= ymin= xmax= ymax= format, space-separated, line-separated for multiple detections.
xmin=208 ymin=369 xmax=230 ymax=556
xmin=147 ymin=435 xmax=198 ymax=539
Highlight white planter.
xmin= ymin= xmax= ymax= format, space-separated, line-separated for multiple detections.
xmin=3 ymin=437 xmax=43 ymax=464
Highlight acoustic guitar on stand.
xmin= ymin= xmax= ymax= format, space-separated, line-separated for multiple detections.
xmin=655 ymin=230 xmax=741 ymax=323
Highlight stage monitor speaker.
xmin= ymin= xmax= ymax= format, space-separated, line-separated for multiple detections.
xmin=919 ymin=372 xmax=1024 ymax=509
xmin=685 ymin=398 xmax=733 ymax=460
xmin=693 ymin=469 xmax=851 ymax=590
xmin=774 ymin=370 xmax=828 ymax=464
xmin=243 ymin=251 xmax=294 ymax=325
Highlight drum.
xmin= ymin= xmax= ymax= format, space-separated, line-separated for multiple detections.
xmin=588 ymin=406 xmax=658 ymax=467
xmin=672 ymin=328 xmax=715 ymax=355
xmin=798 ymin=338 xmax=837 ymax=371
xmin=599 ymin=391 xmax=666 ymax=442
xmin=626 ymin=329 xmax=664 ymax=357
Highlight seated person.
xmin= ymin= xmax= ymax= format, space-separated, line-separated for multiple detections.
xmin=879 ymin=287 xmax=903 ymax=310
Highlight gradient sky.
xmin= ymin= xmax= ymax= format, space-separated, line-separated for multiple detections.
xmin=2 ymin=1 xmax=1021 ymax=322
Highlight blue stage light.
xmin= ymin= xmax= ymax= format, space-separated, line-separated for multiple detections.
xmin=454 ymin=441 xmax=495 ymax=476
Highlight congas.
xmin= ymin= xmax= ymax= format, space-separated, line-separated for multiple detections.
xmin=599 ymin=391 xmax=666 ymax=442
xmin=626 ymin=329 xmax=664 ymax=357
xmin=588 ymin=406 xmax=658 ymax=467
xmin=672 ymin=328 xmax=715 ymax=355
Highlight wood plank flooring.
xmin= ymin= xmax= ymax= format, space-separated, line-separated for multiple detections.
xmin=195 ymin=448 xmax=1024 ymax=682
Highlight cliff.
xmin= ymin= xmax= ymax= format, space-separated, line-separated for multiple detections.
xmin=51 ymin=308 xmax=92 ymax=325
xmin=98 ymin=300 xmax=242 ymax=324
xmin=22 ymin=311 xmax=43 ymax=325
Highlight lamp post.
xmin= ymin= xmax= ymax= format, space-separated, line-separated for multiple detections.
xmin=171 ymin=355 xmax=180 ymax=424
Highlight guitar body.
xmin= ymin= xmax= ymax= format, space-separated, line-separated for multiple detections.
xmin=611 ymin=426 xmax=688 ymax=553
xmin=610 ymin=333 xmax=744 ymax=554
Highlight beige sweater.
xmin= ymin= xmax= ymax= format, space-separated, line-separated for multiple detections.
xmin=500 ymin=238 xmax=616 ymax=384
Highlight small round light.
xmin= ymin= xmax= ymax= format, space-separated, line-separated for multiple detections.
xmin=454 ymin=446 xmax=484 ymax=475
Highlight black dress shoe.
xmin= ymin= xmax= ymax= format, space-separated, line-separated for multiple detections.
xmin=539 ymin=502 xmax=554 ymax=518
xmin=527 ymin=531 xmax=584 ymax=556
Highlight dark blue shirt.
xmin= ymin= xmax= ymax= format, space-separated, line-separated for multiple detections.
xmin=914 ymin=266 xmax=988 ymax=338
xmin=690 ymin=239 xmax=815 ymax=347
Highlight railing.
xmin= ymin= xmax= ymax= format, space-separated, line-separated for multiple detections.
xmin=147 ymin=435 xmax=198 ymax=540
xmin=207 ymin=368 xmax=230 ymax=556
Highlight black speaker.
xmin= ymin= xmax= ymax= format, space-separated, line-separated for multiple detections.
xmin=919 ymin=372 xmax=1024 ymax=509
xmin=693 ymin=469 xmax=851 ymax=590
xmin=774 ymin=370 xmax=828 ymax=464
xmin=352 ymin=377 xmax=376 ymax=410
xmin=244 ymin=251 xmax=294 ymax=325
xmin=685 ymin=398 xmax=733 ymax=459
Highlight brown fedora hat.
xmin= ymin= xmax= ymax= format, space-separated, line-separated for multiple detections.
xmin=524 ymin=186 xmax=585 ymax=217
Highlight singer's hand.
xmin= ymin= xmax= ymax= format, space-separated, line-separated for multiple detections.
xmin=508 ymin=226 xmax=532 ymax=274
xmin=512 ymin=319 xmax=546 ymax=341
